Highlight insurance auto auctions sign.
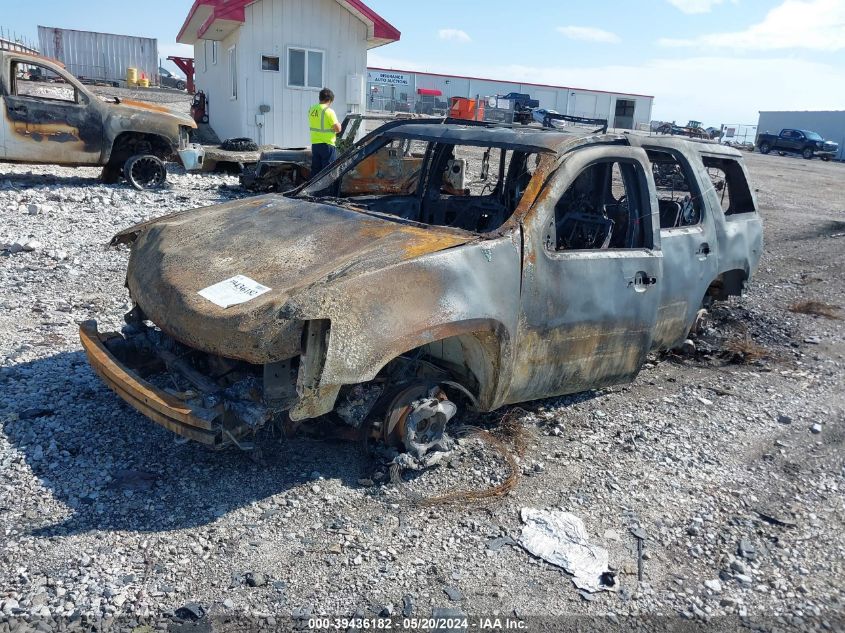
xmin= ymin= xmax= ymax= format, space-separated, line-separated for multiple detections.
xmin=367 ymin=70 xmax=410 ymax=86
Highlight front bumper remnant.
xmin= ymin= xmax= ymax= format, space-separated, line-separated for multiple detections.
xmin=79 ymin=320 xmax=224 ymax=447
xmin=177 ymin=144 xmax=205 ymax=171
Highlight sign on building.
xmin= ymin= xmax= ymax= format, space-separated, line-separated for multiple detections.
xmin=367 ymin=70 xmax=410 ymax=86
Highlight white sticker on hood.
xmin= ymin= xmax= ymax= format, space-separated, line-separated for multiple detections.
xmin=198 ymin=275 xmax=271 ymax=308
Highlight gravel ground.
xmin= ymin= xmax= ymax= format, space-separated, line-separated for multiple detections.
xmin=0 ymin=149 xmax=843 ymax=632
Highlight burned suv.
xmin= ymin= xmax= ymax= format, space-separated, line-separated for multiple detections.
xmin=81 ymin=121 xmax=762 ymax=463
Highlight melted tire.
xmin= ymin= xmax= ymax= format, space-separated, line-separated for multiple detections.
xmin=123 ymin=154 xmax=167 ymax=190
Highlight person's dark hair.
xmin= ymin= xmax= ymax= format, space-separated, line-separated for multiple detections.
xmin=319 ymin=88 xmax=334 ymax=103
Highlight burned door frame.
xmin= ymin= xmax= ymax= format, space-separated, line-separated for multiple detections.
xmin=506 ymin=145 xmax=663 ymax=404
xmin=1 ymin=56 xmax=105 ymax=165
xmin=645 ymin=144 xmax=719 ymax=349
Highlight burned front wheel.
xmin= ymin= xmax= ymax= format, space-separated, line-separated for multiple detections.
xmin=379 ymin=383 xmax=458 ymax=465
xmin=123 ymin=154 xmax=167 ymax=190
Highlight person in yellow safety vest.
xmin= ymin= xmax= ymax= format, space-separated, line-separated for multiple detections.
xmin=308 ymin=88 xmax=342 ymax=177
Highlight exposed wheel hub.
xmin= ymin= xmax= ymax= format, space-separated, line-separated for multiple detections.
xmin=382 ymin=384 xmax=457 ymax=462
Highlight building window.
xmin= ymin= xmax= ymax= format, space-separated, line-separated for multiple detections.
xmin=261 ymin=54 xmax=280 ymax=72
xmin=228 ymin=46 xmax=237 ymax=99
xmin=287 ymin=47 xmax=323 ymax=89
xmin=212 ymin=41 xmax=219 ymax=65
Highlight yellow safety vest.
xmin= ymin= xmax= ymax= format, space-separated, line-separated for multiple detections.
xmin=309 ymin=103 xmax=337 ymax=145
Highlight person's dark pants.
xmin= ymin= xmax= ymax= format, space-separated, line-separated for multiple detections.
xmin=310 ymin=143 xmax=337 ymax=178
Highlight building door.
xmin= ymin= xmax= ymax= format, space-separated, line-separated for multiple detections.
xmin=613 ymin=99 xmax=636 ymax=129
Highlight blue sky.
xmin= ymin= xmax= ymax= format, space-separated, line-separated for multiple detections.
xmin=5 ymin=0 xmax=845 ymax=125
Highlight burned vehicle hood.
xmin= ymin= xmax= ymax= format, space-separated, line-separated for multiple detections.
xmin=120 ymin=195 xmax=473 ymax=363
xmin=109 ymin=98 xmax=197 ymax=129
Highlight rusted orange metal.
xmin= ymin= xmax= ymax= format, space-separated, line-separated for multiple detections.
xmin=79 ymin=321 xmax=221 ymax=446
xmin=449 ymin=97 xmax=484 ymax=121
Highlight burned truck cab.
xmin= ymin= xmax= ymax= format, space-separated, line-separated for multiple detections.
xmin=0 ymin=50 xmax=203 ymax=187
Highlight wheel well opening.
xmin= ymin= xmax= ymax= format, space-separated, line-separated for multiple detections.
xmin=707 ymin=269 xmax=747 ymax=302
xmin=414 ymin=330 xmax=502 ymax=408
xmin=110 ymin=132 xmax=173 ymax=164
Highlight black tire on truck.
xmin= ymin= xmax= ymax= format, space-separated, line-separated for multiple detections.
xmin=176 ymin=80 xmax=186 ymax=91
xmin=123 ymin=154 xmax=167 ymax=190
xmin=758 ymin=142 xmax=771 ymax=154
xmin=802 ymin=147 xmax=814 ymax=159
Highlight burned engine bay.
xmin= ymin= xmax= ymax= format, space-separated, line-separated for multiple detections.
xmin=84 ymin=306 xmax=469 ymax=469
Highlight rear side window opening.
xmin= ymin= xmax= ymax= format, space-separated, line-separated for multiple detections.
xmin=645 ymin=148 xmax=702 ymax=229
xmin=702 ymin=156 xmax=757 ymax=216
xmin=301 ymin=135 xmax=541 ymax=234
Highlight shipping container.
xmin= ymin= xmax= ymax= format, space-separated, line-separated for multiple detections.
xmin=38 ymin=25 xmax=158 ymax=86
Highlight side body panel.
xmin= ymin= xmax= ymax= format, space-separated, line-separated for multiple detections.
xmin=285 ymin=234 xmax=523 ymax=416
xmin=507 ymin=145 xmax=663 ymax=404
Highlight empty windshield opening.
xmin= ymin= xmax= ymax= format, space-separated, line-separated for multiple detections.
xmin=299 ymin=135 xmax=540 ymax=233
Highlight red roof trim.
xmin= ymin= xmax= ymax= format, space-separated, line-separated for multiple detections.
xmin=196 ymin=2 xmax=246 ymax=39
xmin=368 ymin=66 xmax=654 ymax=99
xmin=344 ymin=0 xmax=400 ymax=41
xmin=177 ymin=0 xmax=205 ymax=42
xmin=178 ymin=0 xmax=399 ymax=45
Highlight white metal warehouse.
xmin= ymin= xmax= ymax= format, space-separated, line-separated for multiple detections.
xmin=757 ymin=111 xmax=845 ymax=161
xmin=366 ymin=67 xmax=654 ymax=130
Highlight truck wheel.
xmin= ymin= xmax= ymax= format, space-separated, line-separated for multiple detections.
xmin=758 ymin=142 xmax=771 ymax=154
xmin=123 ymin=154 xmax=167 ymax=190
xmin=176 ymin=80 xmax=186 ymax=91
xmin=802 ymin=147 xmax=814 ymax=159
xmin=821 ymin=156 xmax=831 ymax=162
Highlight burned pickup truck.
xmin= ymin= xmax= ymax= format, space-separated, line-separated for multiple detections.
xmin=80 ymin=121 xmax=762 ymax=463
xmin=0 ymin=50 xmax=203 ymax=188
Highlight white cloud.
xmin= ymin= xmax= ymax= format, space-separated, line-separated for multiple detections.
xmin=666 ymin=0 xmax=728 ymax=13
xmin=659 ymin=0 xmax=845 ymax=51
xmin=556 ymin=26 xmax=620 ymax=43
xmin=368 ymin=50 xmax=845 ymax=125
xmin=438 ymin=29 xmax=471 ymax=43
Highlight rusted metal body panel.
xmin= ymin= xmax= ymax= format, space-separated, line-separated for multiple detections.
xmin=79 ymin=321 xmax=222 ymax=446
xmin=84 ymin=122 xmax=763 ymax=450
xmin=0 ymin=51 xmax=196 ymax=167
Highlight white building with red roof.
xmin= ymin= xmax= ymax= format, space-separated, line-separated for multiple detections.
xmin=177 ymin=0 xmax=400 ymax=146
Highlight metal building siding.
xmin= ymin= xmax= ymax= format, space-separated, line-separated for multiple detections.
xmin=37 ymin=26 xmax=158 ymax=84
xmin=757 ymin=111 xmax=845 ymax=160
xmin=239 ymin=0 xmax=368 ymax=147
xmin=369 ymin=68 xmax=654 ymax=130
